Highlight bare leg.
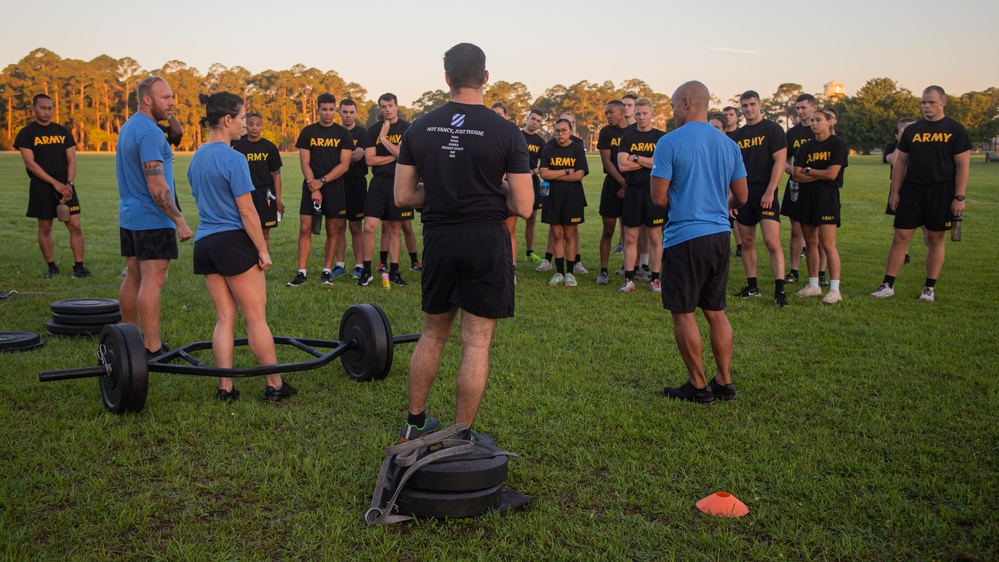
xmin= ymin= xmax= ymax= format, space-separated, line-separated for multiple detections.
xmin=296 ymin=214 xmax=312 ymax=270
xmin=703 ymin=309 xmax=733 ymax=385
xmin=671 ymin=311 xmax=706 ymax=388
xmin=564 ymin=224 xmax=578 ymax=262
xmin=225 ymin=267 xmax=282 ymax=389
xmin=885 ymin=228 xmax=916 ymax=277
xmin=525 ymin=209 xmax=538 ymax=254
xmin=408 ymin=307 xmax=459 ymax=415
xmin=505 ymin=215 xmax=518 ymax=266
xmin=67 ymin=215 xmax=85 ymax=263
xmin=623 ymin=226 xmax=639 ymax=271
xmin=362 ymin=217 xmax=381 ymax=264
xmin=802 ymin=224 xmax=820 ymax=278
xmin=37 ymin=219 xmax=55 ymax=263
xmin=819 ymin=224 xmax=840 ymax=280
xmin=925 ymin=229 xmax=946 ymax=280
xmin=402 ymin=220 xmax=417 ymax=255
xmin=648 ymin=226 xmax=663 ymax=275
xmin=599 ymin=217 xmax=616 ymax=269
xmin=348 ymin=220 xmax=364 ymax=266
xmin=551 ymin=225 xmax=566 ymax=260
xmin=134 ymin=259 xmax=170 ymax=352
xmin=760 ymin=220 xmax=785 ymax=280
xmin=737 ymin=223 xmax=757 ymax=278
xmin=454 ymin=310 xmax=498 ymax=428
xmin=788 ymin=220 xmax=804 ymax=273
xmin=388 ymin=221 xmax=403 ymax=264
xmin=323 ymin=217 xmax=344 ymax=269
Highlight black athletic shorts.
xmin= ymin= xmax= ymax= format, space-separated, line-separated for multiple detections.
xmin=792 ymin=184 xmax=840 ymax=226
xmin=299 ymin=180 xmax=346 ymax=219
xmin=422 ymin=222 xmax=514 ymax=319
xmin=344 ymin=176 xmax=367 ymax=221
xmin=598 ymin=176 xmax=625 ymax=219
xmin=893 ymin=181 xmax=955 ymax=232
xmin=541 ymin=182 xmax=585 ymax=225
xmin=251 ymin=185 xmax=278 ymax=229
xmin=736 ymin=184 xmax=780 ymax=226
xmin=622 ymin=185 xmax=666 ymax=228
xmin=531 ymin=176 xmax=543 ymax=211
xmin=780 ymin=180 xmax=798 ymax=219
xmin=661 ymin=232 xmax=731 ymax=313
xmin=193 ymin=229 xmax=259 ymax=276
xmin=120 ymin=227 xmax=178 ymax=261
xmin=27 ymin=180 xmax=81 ymax=220
xmin=364 ymin=176 xmax=413 ymax=222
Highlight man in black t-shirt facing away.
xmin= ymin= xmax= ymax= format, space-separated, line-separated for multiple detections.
xmin=782 ymin=94 xmax=817 ymax=285
xmin=232 ymin=113 xmax=283 ymax=249
xmin=14 ymin=94 xmax=89 ymax=279
xmin=731 ymin=90 xmax=788 ymax=306
xmin=337 ymin=99 xmax=368 ymax=279
xmin=358 ymin=93 xmax=412 ymax=287
xmin=596 ymin=100 xmax=633 ymax=285
xmin=395 ymin=43 xmax=534 ymax=445
xmin=870 ymin=86 xmax=971 ymax=302
xmin=521 ymin=109 xmax=546 ymax=264
xmin=287 ymin=93 xmax=353 ymax=287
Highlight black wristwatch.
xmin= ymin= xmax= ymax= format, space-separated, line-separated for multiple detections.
xmin=632 ymin=155 xmax=640 ymax=162
xmin=564 ymin=169 xmax=570 ymax=175
xmin=804 ymin=167 xmax=811 ymax=175
xmin=67 ymin=180 xmax=75 ymax=187
xmin=320 ymin=177 xmax=327 ymax=184
xmin=953 ymin=195 xmax=965 ymax=201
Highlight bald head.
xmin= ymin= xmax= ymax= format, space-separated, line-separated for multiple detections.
xmin=671 ymin=81 xmax=710 ymax=127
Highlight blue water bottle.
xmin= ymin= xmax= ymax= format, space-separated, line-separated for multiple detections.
xmin=540 ymin=181 xmax=550 ymax=197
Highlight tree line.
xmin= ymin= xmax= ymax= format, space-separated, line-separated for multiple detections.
xmin=2 ymin=49 xmax=996 ymax=154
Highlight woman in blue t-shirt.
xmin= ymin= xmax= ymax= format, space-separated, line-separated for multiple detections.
xmin=188 ymin=92 xmax=296 ymax=402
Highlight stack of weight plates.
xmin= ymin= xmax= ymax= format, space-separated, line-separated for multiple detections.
xmin=388 ymin=442 xmax=514 ymax=519
xmin=0 ymin=332 xmax=45 ymax=352
xmin=46 ymin=298 xmax=122 ymax=337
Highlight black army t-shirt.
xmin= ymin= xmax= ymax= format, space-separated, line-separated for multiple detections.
xmin=366 ymin=119 xmax=410 ymax=178
xmin=398 ymin=102 xmax=530 ymax=226
xmin=232 ymin=137 xmax=282 ymax=188
xmin=786 ymin=122 xmax=814 ymax=159
xmin=540 ymin=141 xmax=588 ymax=189
xmin=896 ymin=116 xmax=972 ymax=186
xmin=14 ymin=122 xmax=76 ymax=183
xmin=295 ymin=122 xmax=353 ymax=186
xmin=731 ymin=119 xmax=786 ymax=187
xmin=522 ymin=130 xmax=545 ymax=186
xmin=597 ymin=123 xmax=634 ymax=174
xmin=619 ymin=128 xmax=665 ymax=187
xmin=343 ymin=124 xmax=368 ymax=179
xmin=794 ymin=135 xmax=849 ymax=189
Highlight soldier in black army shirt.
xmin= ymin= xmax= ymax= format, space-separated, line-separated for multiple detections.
xmin=596 ymin=100 xmax=634 ymax=285
xmin=781 ymin=94 xmax=817 ymax=284
xmin=232 ymin=113 xmax=283 ymax=249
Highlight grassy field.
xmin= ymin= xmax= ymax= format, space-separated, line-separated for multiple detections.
xmin=0 ymin=150 xmax=997 ymax=561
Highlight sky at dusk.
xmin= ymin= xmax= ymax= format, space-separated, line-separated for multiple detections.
xmin=4 ymin=0 xmax=997 ymax=108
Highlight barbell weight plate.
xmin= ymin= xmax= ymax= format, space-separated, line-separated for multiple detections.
xmin=339 ymin=304 xmax=390 ymax=382
xmin=0 ymin=331 xmax=42 ymax=350
xmin=403 ymin=442 xmax=510 ymax=493
xmin=98 ymin=323 xmax=148 ymax=414
xmin=50 ymin=298 xmax=121 ymax=316
xmin=372 ymin=303 xmax=394 ymax=381
xmin=394 ymin=484 xmax=505 ymax=519
xmin=52 ymin=311 xmax=123 ymax=326
xmin=46 ymin=319 xmax=103 ymax=337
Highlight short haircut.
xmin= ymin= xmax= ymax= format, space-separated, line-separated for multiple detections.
xmin=378 ymin=93 xmax=398 ymax=105
xmin=137 ymin=76 xmax=165 ymax=104
xmin=710 ymin=113 xmax=729 ymax=128
xmin=740 ymin=90 xmax=760 ymax=103
xmin=317 ymin=93 xmax=337 ymax=106
xmin=491 ymin=101 xmax=508 ymax=113
xmin=634 ymin=97 xmax=652 ymax=110
xmin=198 ymin=92 xmax=243 ymax=129
xmin=897 ymin=117 xmax=916 ymax=128
xmin=339 ymin=98 xmax=357 ymax=108
xmin=723 ymin=106 xmax=739 ymax=114
xmin=554 ymin=118 xmax=572 ymax=130
xmin=32 ymin=93 xmax=52 ymax=106
xmin=622 ymin=93 xmax=638 ymax=102
xmin=443 ymin=43 xmax=487 ymax=91
xmin=606 ymin=100 xmax=625 ymax=109
xmin=529 ymin=108 xmax=544 ymax=119
xmin=924 ymin=85 xmax=946 ymax=99
xmin=795 ymin=94 xmax=817 ymax=106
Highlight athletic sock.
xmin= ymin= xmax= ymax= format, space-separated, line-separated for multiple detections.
xmin=567 ymin=259 xmax=576 ymax=273
xmin=925 ymin=278 xmax=936 ymax=288
xmin=526 ymin=250 xmax=535 ymax=257
xmin=298 ymin=269 xmax=307 ymax=276
xmin=407 ymin=411 xmax=426 ymax=428
xmin=883 ymin=275 xmax=896 ymax=288
xmin=736 ymin=244 xmax=742 ymax=252
xmin=575 ymin=254 xmax=581 ymax=262
xmin=363 ymin=261 xmax=372 ymax=274
xmin=409 ymin=252 xmax=418 ymax=263
xmin=555 ymin=258 xmax=565 ymax=274
xmin=600 ymin=267 xmax=608 ymax=274
xmin=47 ymin=261 xmax=57 ymax=270
xmin=747 ymin=277 xmax=758 ymax=290
xmin=390 ymin=262 xmax=399 ymax=273
xmin=323 ymin=268 xmax=331 ymax=274
xmin=830 ymin=280 xmax=840 ymax=292
xmin=379 ymin=251 xmax=388 ymax=264
xmin=544 ymin=252 xmax=553 ymax=262
xmin=809 ymin=277 xmax=820 ymax=288
xmin=775 ymin=279 xmax=785 ymax=293
xmin=819 ymin=270 xmax=827 ymax=280
xmin=625 ymin=270 xmax=635 ymax=281
xmin=336 ymin=261 xmax=345 ymax=268
xmin=74 ymin=261 xmax=83 ymax=269
xmin=651 ymin=271 xmax=660 ymax=282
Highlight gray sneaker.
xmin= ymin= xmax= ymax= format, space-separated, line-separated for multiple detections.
xmin=535 ymin=259 xmax=552 ymax=272
xmin=573 ymin=262 xmax=588 ymax=275
xmin=869 ymin=283 xmax=894 ymax=298
xmin=595 ymin=271 xmax=609 ymax=285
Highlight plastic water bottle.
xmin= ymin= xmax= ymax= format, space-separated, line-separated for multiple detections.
xmin=381 ymin=272 xmax=391 ymax=290
xmin=312 ymin=202 xmax=322 ymax=235
xmin=789 ymin=181 xmax=799 ymax=203
xmin=540 ymin=181 xmax=550 ymax=197
xmin=951 ymin=215 xmax=962 ymax=241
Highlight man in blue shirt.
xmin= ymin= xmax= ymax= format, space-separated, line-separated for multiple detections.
xmin=116 ymin=76 xmax=193 ymax=356
xmin=650 ymin=81 xmax=748 ymax=404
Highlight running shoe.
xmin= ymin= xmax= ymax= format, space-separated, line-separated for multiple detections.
xmin=615 ymin=267 xmax=625 ymax=276
xmin=775 ymin=291 xmax=789 ymax=307
xmin=564 ymin=272 xmax=577 ymax=287
xmin=400 ymin=416 xmax=441 ymax=442
xmin=611 ymin=242 xmax=623 ymax=254
xmin=619 ymin=279 xmax=636 ymax=293
xmin=44 ymin=266 xmax=60 ymax=279
xmin=635 ymin=267 xmax=651 ymax=283
xmin=376 ymin=262 xmax=387 ymax=273
xmin=708 ymin=376 xmax=736 ymax=401
xmin=389 ymin=271 xmax=407 ymax=286
xmin=595 ymin=271 xmax=609 ymax=285
xmin=72 ymin=266 xmax=92 ymax=279
xmin=330 ymin=266 xmax=347 ymax=278
xmin=548 ymin=273 xmax=565 ymax=286
xmin=320 ymin=270 xmax=334 ymax=285
xmin=869 ymin=283 xmax=894 ymax=298
xmin=535 ymin=259 xmax=552 ymax=272
xmin=919 ymin=286 xmax=935 ymax=302
xmin=735 ymin=247 xmax=742 ymax=258
xmin=356 ymin=270 xmax=372 ymax=286
xmin=904 ymin=254 xmax=911 ymax=265
xmin=650 ymin=279 xmax=662 ymax=293
xmin=783 ymin=272 xmax=798 ymax=284
xmin=286 ymin=272 xmax=307 ymax=287
xmin=215 ymin=388 xmax=240 ymax=402
xmin=352 ymin=266 xmax=363 ymax=280
xmin=819 ymin=275 xmax=829 ymax=287
xmin=795 ymin=285 xmax=822 ymax=298
xmin=466 ymin=429 xmax=496 ymax=446
xmin=410 ymin=261 xmax=423 ymax=272
xmin=263 ymin=381 xmax=297 ymax=402
xmin=573 ymin=262 xmax=588 ymax=275
xmin=663 ymin=381 xmax=715 ymax=404
xmin=822 ymin=290 xmax=843 ymax=304
xmin=736 ymin=286 xmax=761 ymax=298
xmin=526 ymin=253 xmax=543 ymax=263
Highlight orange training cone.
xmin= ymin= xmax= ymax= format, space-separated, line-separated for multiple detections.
xmin=696 ymin=491 xmax=749 ymax=517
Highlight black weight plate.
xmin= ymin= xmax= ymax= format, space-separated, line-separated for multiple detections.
xmin=372 ymin=303 xmax=393 ymax=380
xmin=339 ymin=304 xmax=389 ymax=382
xmin=395 ymin=484 xmax=504 ymax=519
xmin=50 ymin=298 xmax=120 ymax=315
xmin=46 ymin=319 xmax=103 ymax=336
xmin=52 ymin=311 xmax=123 ymax=326
xmin=7 ymin=340 xmax=46 ymax=352
xmin=404 ymin=442 xmax=509 ymax=492
xmin=98 ymin=323 xmax=149 ymax=414
xmin=0 ymin=332 xmax=42 ymax=350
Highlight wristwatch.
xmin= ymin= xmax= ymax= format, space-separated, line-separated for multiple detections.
xmin=632 ymin=155 xmax=640 ymax=162
xmin=564 ymin=169 xmax=571 ymax=175
xmin=804 ymin=167 xmax=811 ymax=175
xmin=954 ymin=195 xmax=965 ymax=201
xmin=67 ymin=180 xmax=75 ymax=187
xmin=320 ymin=177 xmax=327 ymax=184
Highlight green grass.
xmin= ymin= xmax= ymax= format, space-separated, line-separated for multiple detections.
xmin=1 ymin=150 xmax=997 ymax=561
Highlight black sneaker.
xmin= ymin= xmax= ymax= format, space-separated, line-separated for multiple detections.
xmin=708 ymin=376 xmax=736 ymax=401
xmin=215 ymin=388 xmax=240 ymax=402
xmin=461 ymin=428 xmax=497 ymax=446
xmin=356 ymin=270 xmax=372 ymax=286
xmin=286 ymin=272 xmax=307 ymax=287
xmin=410 ymin=260 xmax=423 ymax=272
xmin=376 ymin=262 xmax=387 ymax=273
xmin=904 ymin=254 xmax=911 ymax=265
xmin=775 ymin=291 xmax=789 ymax=307
xmin=147 ymin=343 xmax=170 ymax=360
xmin=734 ymin=247 xmax=742 ymax=258
xmin=388 ymin=271 xmax=407 ymax=286
xmin=819 ymin=275 xmax=829 ymax=287
xmin=45 ymin=267 xmax=60 ymax=279
xmin=737 ymin=286 xmax=761 ymax=298
xmin=400 ymin=416 xmax=441 ymax=441
xmin=263 ymin=382 xmax=297 ymax=402
xmin=663 ymin=380 xmax=715 ymax=404
xmin=783 ymin=272 xmax=798 ymax=284
xmin=72 ymin=266 xmax=92 ymax=279
xmin=320 ymin=270 xmax=333 ymax=285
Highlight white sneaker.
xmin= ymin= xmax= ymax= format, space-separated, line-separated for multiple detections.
xmin=870 ymin=283 xmax=895 ymax=298
xmin=650 ymin=279 xmax=662 ymax=293
xmin=548 ymin=272 xmax=564 ymax=286
xmin=619 ymin=279 xmax=636 ymax=293
xmin=919 ymin=286 xmax=935 ymax=302
xmin=796 ymin=285 xmax=823 ymax=298
xmin=821 ymin=290 xmax=842 ymax=304
xmin=573 ymin=262 xmax=588 ymax=275
xmin=535 ymin=259 xmax=552 ymax=272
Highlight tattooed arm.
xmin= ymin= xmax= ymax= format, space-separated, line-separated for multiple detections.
xmin=143 ymin=160 xmax=193 ymax=241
